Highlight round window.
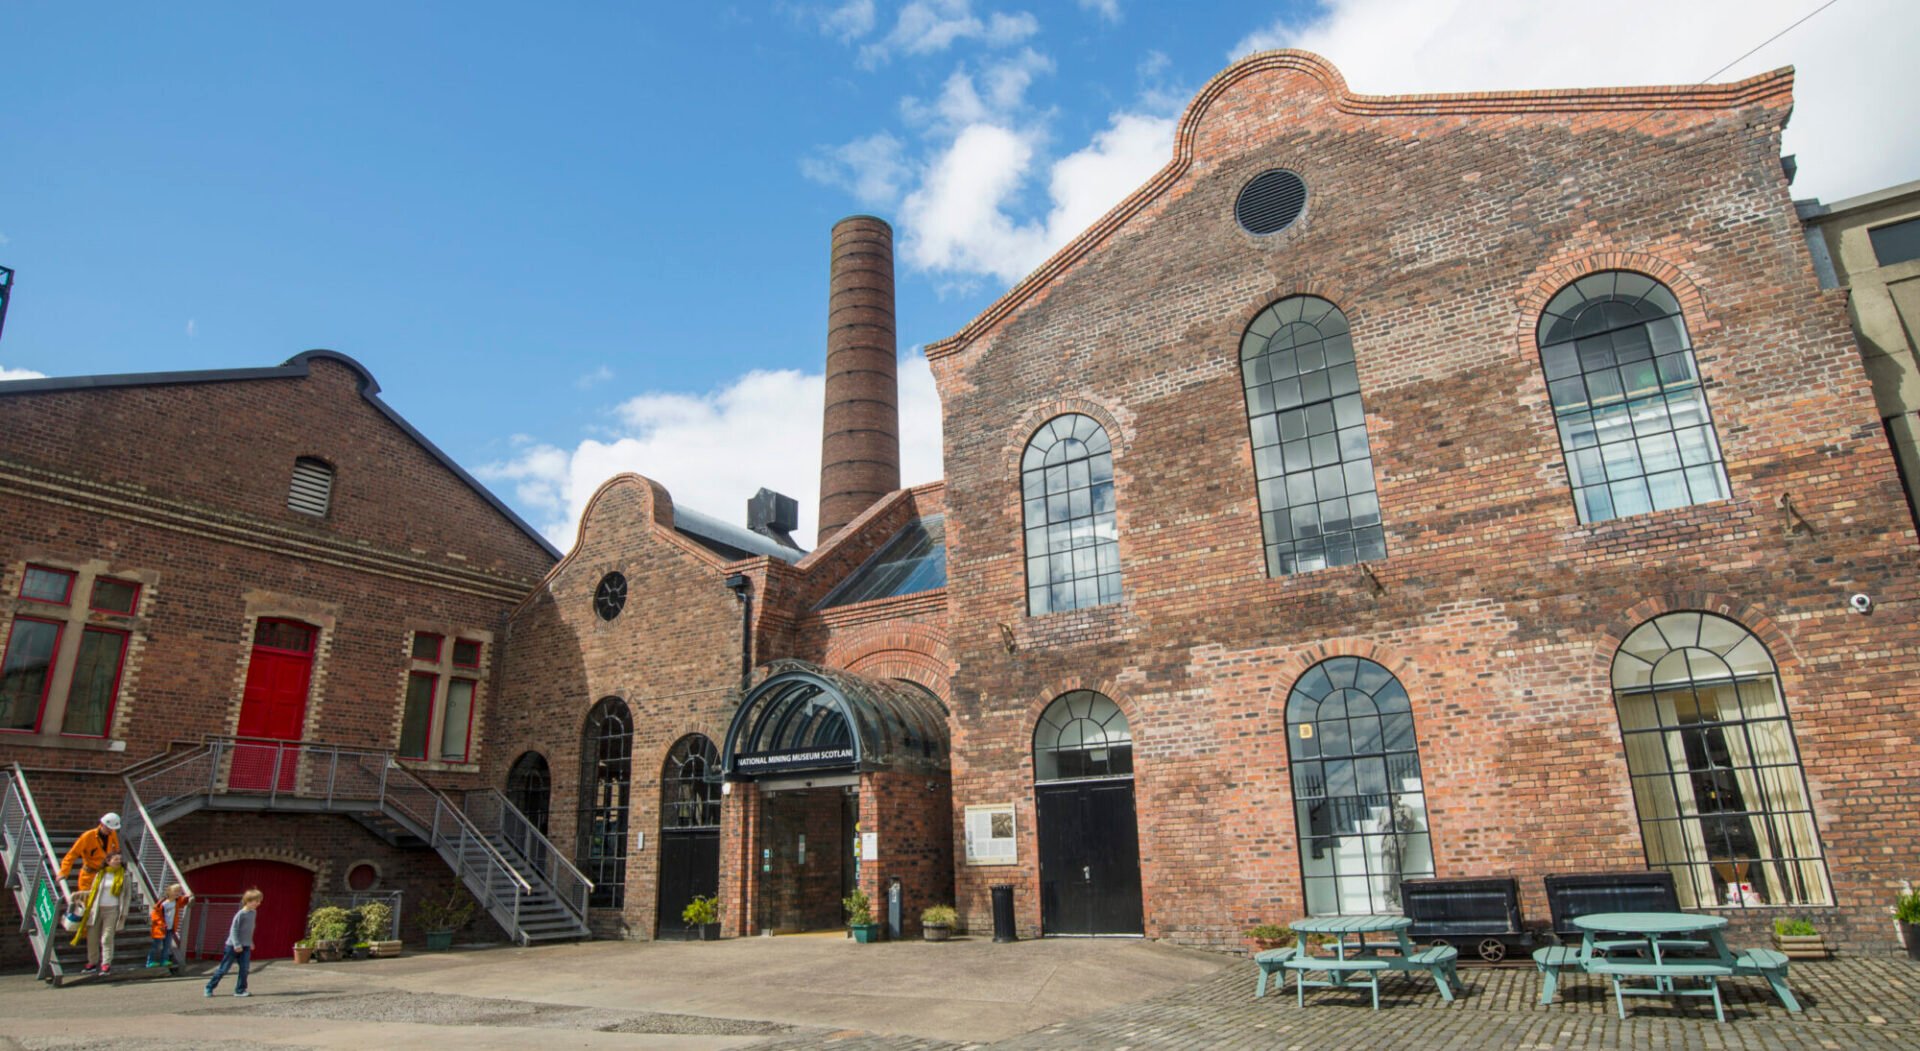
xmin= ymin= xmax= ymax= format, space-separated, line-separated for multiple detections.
xmin=594 ymin=572 xmax=627 ymax=621
xmin=345 ymin=862 xmax=379 ymax=892
xmin=1236 ymin=169 xmax=1308 ymax=235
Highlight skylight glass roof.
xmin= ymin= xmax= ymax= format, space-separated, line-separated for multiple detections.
xmin=818 ymin=515 xmax=947 ymax=609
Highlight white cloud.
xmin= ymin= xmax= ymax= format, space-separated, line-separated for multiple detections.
xmin=801 ymin=132 xmax=909 ymax=207
xmin=859 ymin=1 xmax=1039 ymax=67
xmin=185 ymin=319 xmax=197 ymax=338
xmin=900 ymin=48 xmax=1052 ymax=131
xmin=1230 ymin=0 xmax=1920 ymax=203
xmin=574 ymin=364 xmax=614 ymax=390
xmin=481 ymin=354 xmax=944 ymax=551
xmin=0 ymin=363 xmax=48 ymax=382
xmin=819 ymin=0 xmax=876 ymax=41
xmin=1078 ymin=0 xmax=1120 ymax=23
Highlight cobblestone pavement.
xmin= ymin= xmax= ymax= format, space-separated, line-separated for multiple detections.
xmin=753 ymin=958 xmax=1920 ymax=1050
xmin=189 ymin=989 xmax=794 ymax=1035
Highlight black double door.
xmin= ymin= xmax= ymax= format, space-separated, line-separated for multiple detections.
xmin=1036 ymin=779 xmax=1144 ymax=935
xmin=656 ymin=829 xmax=719 ymax=939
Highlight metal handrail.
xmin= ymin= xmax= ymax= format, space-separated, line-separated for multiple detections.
xmin=381 ymin=763 xmax=532 ymax=893
xmin=3 ymin=764 xmax=73 ymax=982
xmin=466 ymin=789 xmax=593 ymax=921
xmin=120 ymin=773 xmax=193 ymax=910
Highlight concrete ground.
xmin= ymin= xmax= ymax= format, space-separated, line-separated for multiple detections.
xmin=2 ymin=936 xmax=1916 ymax=1050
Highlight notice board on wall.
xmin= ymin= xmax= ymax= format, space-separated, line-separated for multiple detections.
xmin=964 ymin=803 xmax=1018 ymax=866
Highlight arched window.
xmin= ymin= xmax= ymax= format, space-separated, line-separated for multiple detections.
xmin=1033 ymin=690 xmax=1132 ymax=781
xmin=1021 ymin=414 xmax=1119 ymax=615
xmin=1611 ymin=612 xmax=1829 ymax=907
xmin=1287 ymin=657 xmax=1434 ymax=915
xmin=506 ymin=751 xmax=551 ymax=835
xmin=661 ymin=735 xmax=721 ymax=830
xmin=1537 ymin=271 xmax=1730 ymax=523
xmin=1241 ymin=296 xmax=1385 ymax=575
xmin=579 ymin=698 xmax=632 ymax=908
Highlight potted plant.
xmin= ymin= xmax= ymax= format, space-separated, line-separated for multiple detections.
xmin=1244 ymin=923 xmax=1295 ymax=956
xmin=1302 ymin=932 xmax=1335 ymax=957
xmin=417 ymin=888 xmax=477 ymax=952
xmin=921 ymin=904 xmax=958 ymax=941
xmin=1896 ymin=887 xmax=1920 ymax=961
xmin=1771 ymin=917 xmax=1828 ymax=960
xmin=359 ymin=901 xmax=402 ymax=957
xmin=681 ymin=894 xmax=721 ymax=941
xmin=306 ymin=905 xmax=352 ymax=961
xmin=292 ymin=937 xmax=315 ymax=965
xmin=844 ymin=889 xmax=881 ymax=943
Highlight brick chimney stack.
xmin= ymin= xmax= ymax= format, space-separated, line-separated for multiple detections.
xmin=817 ymin=216 xmax=901 ymax=544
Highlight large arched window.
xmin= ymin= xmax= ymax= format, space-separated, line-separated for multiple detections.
xmin=579 ymin=697 xmax=632 ymax=908
xmin=506 ymin=751 xmax=551 ymax=835
xmin=1287 ymin=657 xmax=1434 ymax=915
xmin=1537 ymin=271 xmax=1730 ymax=523
xmin=661 ymin=735 xmax=721 ymax=830
xmin=1611 ymin=612 xmax=1829 ymax=907
xmin=1032 ymin=690 xmax=1132 ymax=781
xmin=1021 ymin=414 xmax=1120 ymax=615
xmin=1241 ymin=296 xmax=1385 ymax=575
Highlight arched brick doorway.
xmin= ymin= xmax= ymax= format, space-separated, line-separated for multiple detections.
xmin=185 ymin=859 xmax=313 ymax=959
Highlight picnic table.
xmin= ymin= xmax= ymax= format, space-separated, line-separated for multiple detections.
xmin=1263 ymin=914 xmax=1462 ymax=1009
xmin=1531 ymin=911 xmax=1800 ymax=1022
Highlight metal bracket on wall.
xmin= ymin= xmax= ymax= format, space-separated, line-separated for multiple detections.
xmin=999 ymin=623 xmax=1017 ymax=654
xmin=1358 ymin=561 xmax=1386 ymax=596
xmin=1777 ymin=492 xmax=1815 ymax=537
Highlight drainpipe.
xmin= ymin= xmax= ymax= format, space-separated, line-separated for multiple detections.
xmin=724 ymin=573 xmax=753 ymax=695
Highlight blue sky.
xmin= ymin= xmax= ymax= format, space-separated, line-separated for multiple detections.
xmin=5 ymin=1 xmax=1915 ymax=548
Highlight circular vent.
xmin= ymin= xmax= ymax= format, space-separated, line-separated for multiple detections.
xmin=593 ymin=572 xmax=627 ymax=621
xmin=1235 ymin=169 xmax=1307 ymax=235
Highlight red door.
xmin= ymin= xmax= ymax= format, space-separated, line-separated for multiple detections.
xmin=231 ymin=619 xmax=316 ymax=791
xmin=184 ymin=859 xmax=313 ymax=959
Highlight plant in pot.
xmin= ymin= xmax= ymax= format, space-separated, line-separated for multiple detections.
xmin=359 ymin=901 xmax=402 ymax=958
xmin=417 ymin=889 xmax=477 ymax=952
xmin=1244 ymin=923 xmax=1295 ymax=956
xmin=844 ymin=889 xmax=881 ymax=943
xmin=306 ymin=905 xmax=352 ymax=962
xmin=292 ymin=937 xmax=315 ymax=965
xmin=1896 ymin=886 xmax=1920 ymax=961
xmin=681 ymin=894 xmax=721 ymax=941
xmin=1771 ymin=917 xmax=1828 ymax=960
xmin=921 ymin=904 xmax=958 ymax=942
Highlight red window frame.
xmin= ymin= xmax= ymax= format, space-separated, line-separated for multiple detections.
xmin=88 ymin=577 xmax=142 ymax=616
xmin=440 ymin=676 xmax=478 ymax=763
xmin=19 ymin=565 xmax=75 ymax=606
xmin=452 ymin=638 xmax=482 ymax=669
xmin=411 ymin=632 xmax=443 ymax=663
xmin=61 ymin=626 xmax=129 ymax=738
xmin=398 ymin=671 xmax=438 ymax=761
xmin=0 ymin=615 xmax=65 ymax=734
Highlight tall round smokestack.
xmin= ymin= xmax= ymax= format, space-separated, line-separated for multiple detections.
xmin=817 ymin=215 xmax=901 ymax=544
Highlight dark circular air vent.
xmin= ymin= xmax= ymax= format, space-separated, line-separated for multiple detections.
xmin=593 ymin=572 xmax=627 ymax=621
xmin=1235 ymin=169 xmax=1307 ymax=235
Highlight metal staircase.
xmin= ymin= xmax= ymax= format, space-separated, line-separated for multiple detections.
xmin=128 ymin=737 xmax=591 ymax=945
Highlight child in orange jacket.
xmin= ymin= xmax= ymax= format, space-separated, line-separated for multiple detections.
xmin=147 ymin=883 xmax=188 ymax=972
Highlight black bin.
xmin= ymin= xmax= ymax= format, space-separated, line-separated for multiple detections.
xmin=1543 ymin=870 xmax=1680 ymax=943
xmin=1401 ymin=876 xmax=1532 ymax=962
xmin=990 ymin=884 xmax=1017 ymax=943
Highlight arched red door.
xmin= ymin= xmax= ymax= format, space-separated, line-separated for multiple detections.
xmin=184 ymin=859 xmax=313 ymax=959
xmin=231 ymin=619 xmax=316 ymax=791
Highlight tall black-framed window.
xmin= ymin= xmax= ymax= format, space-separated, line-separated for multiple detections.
xmin=1032 ymin=690 xmax=1132 ymax=781
xmin=1241 ymin=296 xmax=1385 ymax=575
xmin=1537 ymin=271 xmax=1730 ymax=523
xmin=506 ymin=751 xmax=551 ymax=835
xmin=1287 ymin=657 xmax=1434 ymax=915
xmin=1611 ymin=611 xmax=1830 ymax=908
xmin=579 ymin=697 xmax=632 ymax=908
xmin=661 ymin=734 xmax=721 ymax=830
xmin=1021 ymin=414 xmax=1120 ymax=615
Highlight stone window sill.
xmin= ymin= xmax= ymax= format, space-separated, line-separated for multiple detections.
xmin=396 ymin=758 xmax=480 ymax=775
xmin=0 ymin=732 xmax=128 ymax=753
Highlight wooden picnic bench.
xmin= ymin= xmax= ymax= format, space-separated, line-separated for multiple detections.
xmin=1268 ymin=915 xmax=1463 ymax=1010
xmin=1531 ymin=912 xmax=1801 ymax=1021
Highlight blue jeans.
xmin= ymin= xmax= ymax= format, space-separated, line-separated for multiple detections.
xmin=205 ymin=945 xmax=250 ymax=994
xmin=148 ymin=933 xmax=175 ymax=966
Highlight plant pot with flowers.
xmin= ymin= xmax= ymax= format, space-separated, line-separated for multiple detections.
xmin=1771 ymin=917 xmax=1829 ymax=960
xmin=306 ymin=906 xmax=352 ymax=962
xmin=358 ymin=900 xmax=402 ymax=957
xmin=844 ymin=890 xmax=881 ymax=943
xmin=682 ymin=895 xmax=721 ymax=941
xmin=292 ymin=938 xmax=315 ymax=965
xmin=921 ymin=905 xmax=958 ymax=941
xmin=1244 ymin=924 xmax=1294 ymax=956
xmin=1896 ymin=888 xmax=1920 ymax=961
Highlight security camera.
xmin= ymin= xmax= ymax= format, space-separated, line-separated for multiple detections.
xmin=1848 ymin=593 xmax=1874 ymax=614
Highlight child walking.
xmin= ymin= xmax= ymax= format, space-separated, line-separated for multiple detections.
xmin=203 ymin=888 xmax=262 ymax=998
xmin=147 ymin=882 xmax=189 ymax=973
xmin=70 ymin=851 xmax=128 ymax=976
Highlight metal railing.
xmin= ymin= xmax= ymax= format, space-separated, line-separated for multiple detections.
xmin=2 ymin=765 xmax=73 ymax=982
xmin=463 ymin=789 xmax=593 ymax=925
xmin=117 ymin=774 xmax=193 ymax=933
xmin=333 ymin=889 xmax=405 ymax=939
xmin=379 ymin=761 xmax=536 ymax=942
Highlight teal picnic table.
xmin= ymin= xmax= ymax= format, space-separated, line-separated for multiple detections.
xmin=1276 ymin=915 xmax=1462 ymax=1010
xmin=1530 ymin=912 xmax=1800 ymax=1022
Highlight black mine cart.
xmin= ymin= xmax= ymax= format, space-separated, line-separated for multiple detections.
xmin=1400 ymin=876 xmax=1536 ymax=962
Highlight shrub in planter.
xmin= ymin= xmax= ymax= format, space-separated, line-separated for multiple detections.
xmin=682 ymin=895 xmax=721 ymax=941
xmin=1896 ymin=888 xmax=1920 ymax=961
xmin=357 ymin=902 xmax=394 ymax=944
xmin=922 ymin=904 xmax=958 ymax=941
xmin=292 ymin=937 xmax=315 ymax=965
xmin=844 ymin=890 xmax=881 ymax=943
xmin=306 ymin=906 xmax=352 ymax=961
xmin=1771 ymin=917 xmax=1828 ymax=960
xmin=416 ymin=889 xmax=478 ymax=951
xmin=1244 ymin=923 xmax=1295 ymax=955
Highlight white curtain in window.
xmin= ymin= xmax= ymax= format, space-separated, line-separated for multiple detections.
xmin=1722 ymin=679 xmax=1829 ymax=905
xmin=1618 ymin=690 xmax=1711 ymax=907
xmin=439 ymin=680 xmax=475 ymax=761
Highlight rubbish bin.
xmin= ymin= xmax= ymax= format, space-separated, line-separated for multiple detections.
xmin=990 ymin=884 xmax=1017 ymax=943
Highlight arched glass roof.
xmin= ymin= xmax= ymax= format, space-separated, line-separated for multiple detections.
xmin=723 ymin=660 xmax=950 ymax=778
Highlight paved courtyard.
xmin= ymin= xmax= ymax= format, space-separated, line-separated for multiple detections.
xmin=0 ymin=936 xmax=1915 ymax=1050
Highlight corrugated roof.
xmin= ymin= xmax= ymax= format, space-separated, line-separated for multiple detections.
xmin=673 ymin=505 xmax=806 ymax=563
